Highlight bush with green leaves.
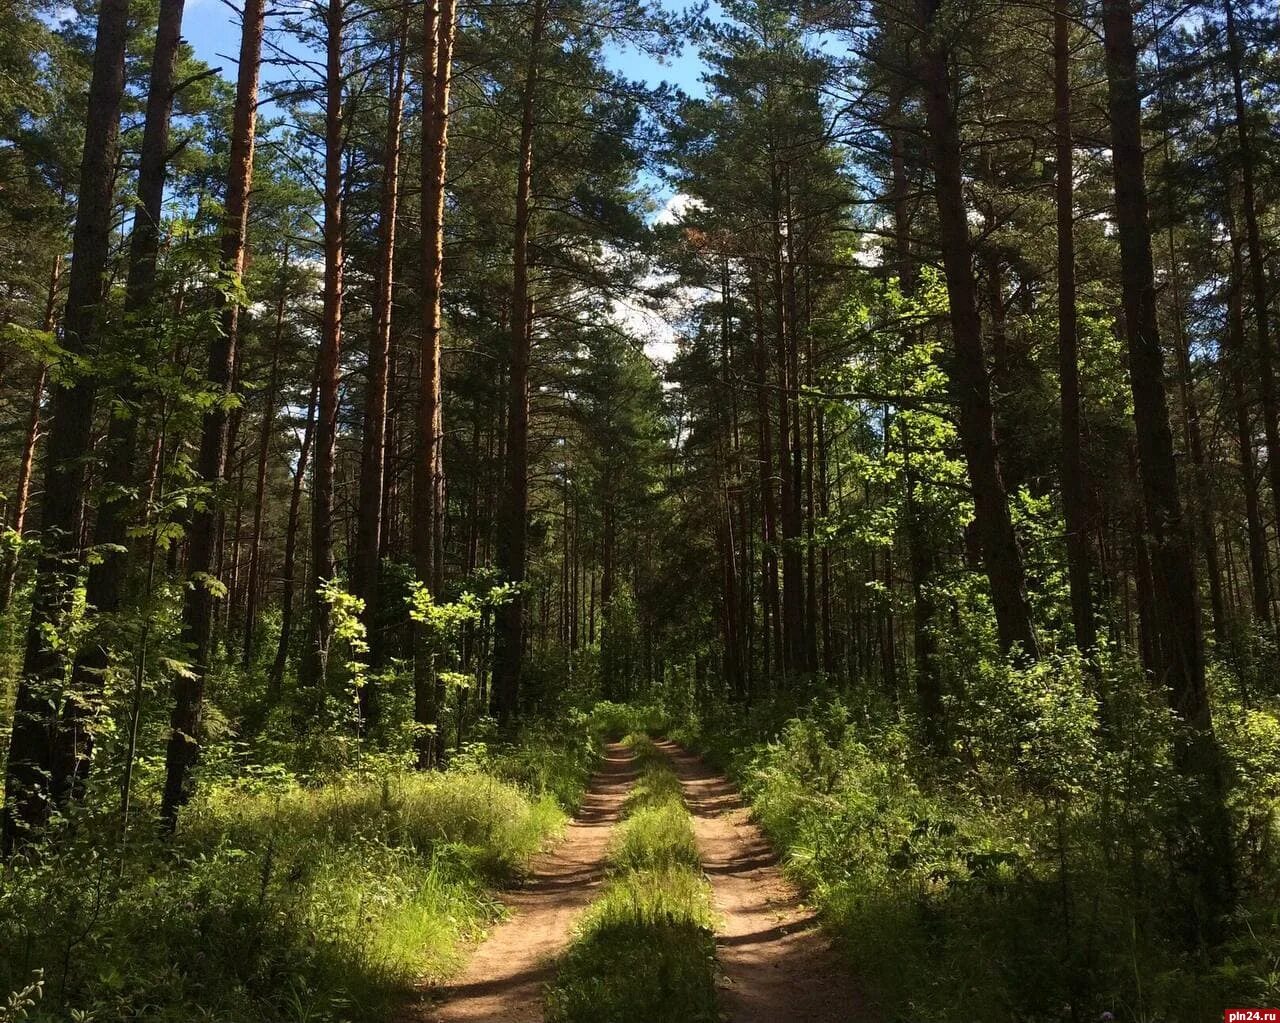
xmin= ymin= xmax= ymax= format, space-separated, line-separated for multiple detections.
xmin=675 ymin=645 xmax=1280 ymax=1023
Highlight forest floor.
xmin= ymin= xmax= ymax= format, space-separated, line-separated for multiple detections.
xmin=408 ymin=737 xmax=864 ymax=1023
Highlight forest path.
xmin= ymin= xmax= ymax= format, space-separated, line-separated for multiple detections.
xmin=406 ymin=741 xmax=637 ymax=1023
xmin=656 ymin=740 xmax=868 ymax=1023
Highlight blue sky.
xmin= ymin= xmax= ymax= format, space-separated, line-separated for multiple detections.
xmin=178 ymin=0 xmax=711 ymax=98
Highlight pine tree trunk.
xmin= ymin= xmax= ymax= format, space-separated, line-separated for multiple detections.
xmin=302 ymin=0 xmax=346 ymax=693
xmin=72 ymin=0 xmax=187 ymax=748
xmin=1102 ymin=0 xmax=1233 ymax=935
xmin=270 ymin=376 xmax=320 ymax=698
xmin=162 ymin=0 xmax=265 ymax=828
xmin=413 ymin=0 xmax=458 ymax=763
xmin=1054 ymin=0 xmax=1096 ymax=654
xmin=917 ymin=0 xmax=1038 ymax=660
xmin=492 ymin=0 xmax=546 ymax=728
xmin=1226 ymin=227 xmax=1272 ymax=626
xmin=3 ymin=0 xmax=128 ymax=851
xmin=771 ymin=168 xmax=803 ymax=675
xmin=752 ymin=273 xmax=782 ymax=677
xmin=424 ymin=0 xmax=456 ymax=596
xmin=354 ymin=14 xmax=406 ymax=686
xmin=1170 ymin=260 xmax=1225 ymax=635
xmin=1225 ymin=0 xmax=1280 ymax=533
xmin=242 ymin=257 xmax=288 ymax=666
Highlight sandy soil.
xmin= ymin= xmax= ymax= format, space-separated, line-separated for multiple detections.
xmin=657 ymin=740 xmax=868 ymax=1023
xmin=403 ymin=741 xmax=636 ymax=1023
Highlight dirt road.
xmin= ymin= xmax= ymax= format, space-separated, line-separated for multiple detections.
xmin=407 ymin=741 xmax=636 ymax=1023
xmin=657 ymin=740 xmax=866 ymax=1023
xmin=412 ymin=738 xmax=864 ymax=1022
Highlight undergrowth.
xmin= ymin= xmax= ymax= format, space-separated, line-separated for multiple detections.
xmin=670 ymin=653 xmax=1280 ymax=1023
xmin=546 ymin=733 xmax=718 ymax=1023
xmin=0 ymin=718 xmax=600 ymax=1022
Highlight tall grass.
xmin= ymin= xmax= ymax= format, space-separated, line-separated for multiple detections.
xmin=0 ymin=726 xmax=597 ymax=1022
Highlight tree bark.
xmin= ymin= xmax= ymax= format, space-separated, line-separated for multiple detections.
xmin=270 ymin=375 xmax=320 ymax=698
xmin=162 ymin=0 xmax=265 ymax=829
xmin=752 ymin=271 xmax=782 ymax=676
xmin=917 ymin=0 xmax=1039 ymax=660
xmin=1054 ymin=0 xmax=1096 ymax=654
xmin=1170 ymin=254 xmax=1225 ymax=635
xmin=71 ymin=0 xmax=187 ymax=765
xmin=1101 ymin=0 xmax=1233 ymax=934
xmin=1224 ymin=0 xmax=1280 ymax=534
xmin=355 ymin=15 xmax=406 ymax=689
xmin=492 ymin=0 xmax=546 ymax=729
xmin=301 ymin=0 xmax=346 ymax=693
xmin=770 ymin=166 xmax=803 ymax=675
xmin=242 ymin=255 xmax=289 ymax=666
xmin=422 ymin=0 xmax=456 ymax=596
xmin=413 ymin=0 xmax=458 ymax=761
xmin=1226 ymin=224 xmax=1272 ymax=626
xmin=3 ymin=0 xmax=129 ymax=851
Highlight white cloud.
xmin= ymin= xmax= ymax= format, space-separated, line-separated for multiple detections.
xmin=653 ymin=191 xmax=703 ymax=226
xmin=611 ymin=290 xmax=682 ymax=364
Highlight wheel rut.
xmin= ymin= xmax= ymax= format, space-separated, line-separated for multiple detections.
xmin=406 ymin=737 xmax=865 ymax=1023
xmin=656 ymin=739 xmax=868 ymax=1023
xmin=405 ymin=741 xmax=636 ymax=1023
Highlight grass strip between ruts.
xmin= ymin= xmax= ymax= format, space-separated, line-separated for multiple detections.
xmin=545 ymin=734 xmax=719 ymax=1023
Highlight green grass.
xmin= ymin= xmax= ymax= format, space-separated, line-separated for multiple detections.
xmin=610 ymin=802 xmax=701 ymax=872
xmin=0 ymin=730 xmax=596 ymax=1023
xmin=185 ymin=767 xmax=568 ymax=875
xmin=546 ymin=736 xmax=719 ymax=1023
xmin=589 ymin=701 xmax=671 ymax=739
xmin=623 ymin=765 xmax=684 ymax=812
xmin=612 ymin=735 xmax=700 ymax=870
xmin=546 ymin=867 xmax=719 ymax=1023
